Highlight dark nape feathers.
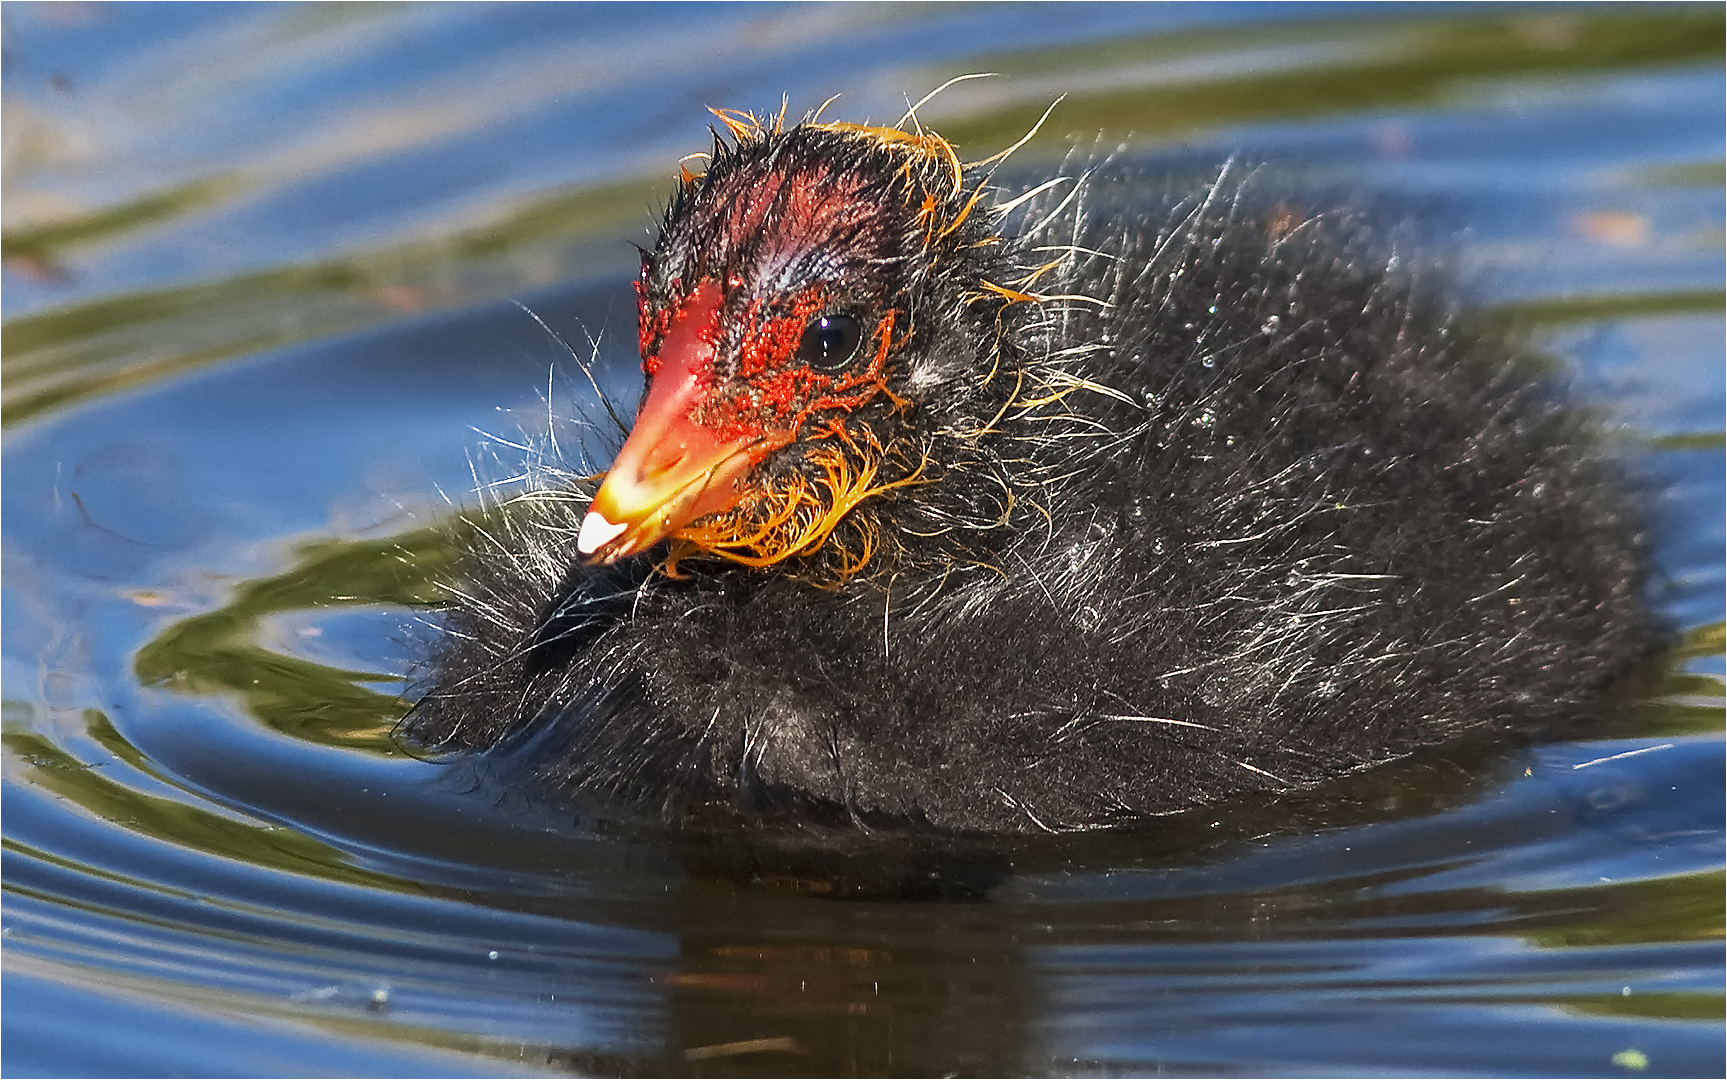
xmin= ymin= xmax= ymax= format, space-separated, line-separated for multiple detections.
xmin=408 ymin=137 xmax=1653 ymax=835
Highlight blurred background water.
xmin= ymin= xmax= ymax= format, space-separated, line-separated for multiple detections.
xmin=2 ymin=3 xmax=1722 ymax=1076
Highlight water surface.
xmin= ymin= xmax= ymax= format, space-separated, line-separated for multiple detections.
xmin=3 ymin=4 xmax=1722 ymax=1076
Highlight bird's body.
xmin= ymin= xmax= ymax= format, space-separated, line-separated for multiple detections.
xmin=409 ymin=115 xmax=1652 ymax=834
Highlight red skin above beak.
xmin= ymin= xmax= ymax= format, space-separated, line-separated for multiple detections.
xmin=577 ymin=284 xmax=773 ymax=564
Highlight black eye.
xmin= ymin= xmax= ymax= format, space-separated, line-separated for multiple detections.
xmin=796 ymin=313 xmax=864 ymax=372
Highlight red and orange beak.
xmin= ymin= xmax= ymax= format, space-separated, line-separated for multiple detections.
xmin=576 ymin=285 xmax=769 ymax=565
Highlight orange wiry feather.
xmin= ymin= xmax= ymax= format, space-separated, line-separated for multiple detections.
xmin=666 ymin=439 xmax=928 ymax=578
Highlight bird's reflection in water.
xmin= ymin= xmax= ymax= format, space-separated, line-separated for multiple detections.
xmin=460 ymin=724 xmax=1620 ymax=1074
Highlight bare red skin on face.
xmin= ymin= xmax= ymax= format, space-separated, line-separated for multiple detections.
xmin=637 ymin=278 xmax=706 ymax=382
xmin=691 ymin=290 xmax=895 ymax=446
xmin=637 ymin=148 xmax=901 ymax=446
xmin=636 ymin=279 xmax=673 ymax=370
xmin=714 ymin=163 xmax=883 ymax=287
xmin=583 ymin=149 xmax=911 ymax=563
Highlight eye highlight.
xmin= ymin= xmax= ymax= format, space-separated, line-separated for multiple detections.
xmin=796 ymin=313 xmax=863 ymax=372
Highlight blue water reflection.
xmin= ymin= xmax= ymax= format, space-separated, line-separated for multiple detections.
xmin=3 ymin=3 xmax=1721 ymax=1077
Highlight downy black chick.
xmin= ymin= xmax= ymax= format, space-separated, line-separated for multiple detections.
xmin=407 ymin=111 xmax=1653 ymax=834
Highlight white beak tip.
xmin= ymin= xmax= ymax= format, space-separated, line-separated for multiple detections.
xmin=576 ymin=510 xmax=630 ymax=556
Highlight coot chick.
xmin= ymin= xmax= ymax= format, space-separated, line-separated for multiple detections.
xmin=408 ymin=110 xmax=1653 ymax=833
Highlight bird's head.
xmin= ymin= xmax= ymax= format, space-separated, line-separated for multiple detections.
xmin=576 ymin=112 xmax=1019 ymax=578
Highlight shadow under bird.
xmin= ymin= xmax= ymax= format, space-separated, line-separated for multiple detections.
xmin=408 ymin=107 xmax=1655 ymax=835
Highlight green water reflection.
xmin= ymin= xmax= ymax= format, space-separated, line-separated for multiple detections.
xmin=4 ymin=712 xmax=421 ymax=895
xmin=942 ymin=9 xmax=1724 ymax=154
xmin=4 ymin=7 xmax=1720 ymax=428
xmin=0 ymin=176 xmax=243 ymax=265
xmin=1 ymin=180 xmax=656 ymax=427
xmin=133 ymin=526 xmax=460 ymax=751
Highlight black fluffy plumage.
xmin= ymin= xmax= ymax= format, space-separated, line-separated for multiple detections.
xmin=408 ymin=119 xmax=1654 ymax=834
